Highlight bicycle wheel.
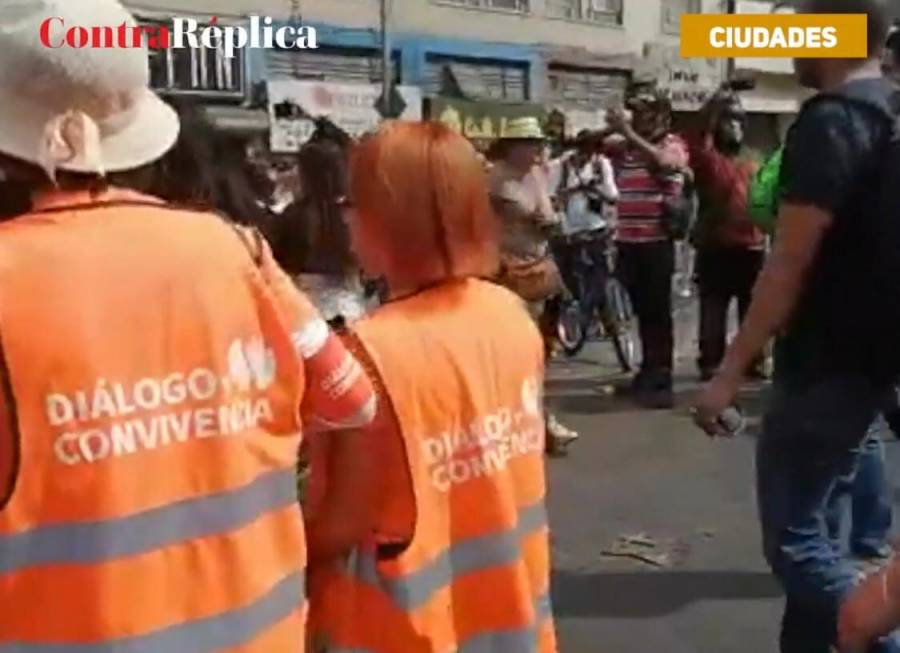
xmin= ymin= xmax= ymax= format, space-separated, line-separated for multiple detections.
xmin=557 ymin=298 xmax=587 ymax=357
xmin=604 ymin=278 xmax=638 ymax=373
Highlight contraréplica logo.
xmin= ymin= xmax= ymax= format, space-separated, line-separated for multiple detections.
xmin=40 ymin=15 xmax=318 ymax=59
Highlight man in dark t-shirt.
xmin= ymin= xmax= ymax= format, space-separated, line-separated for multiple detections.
xmin=695 ymin=1 xmax=900 ymax=651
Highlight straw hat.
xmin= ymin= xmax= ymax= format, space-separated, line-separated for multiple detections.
xmin=500 ymin=117 xmax=545 ymax=141
xmin=0 ymin=0 xmax=180 ymax=179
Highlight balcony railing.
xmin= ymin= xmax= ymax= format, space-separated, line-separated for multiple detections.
xmin=143 ymin=18 xmax=246 ymax=99
xmin=546 ymin=0 xmax=623 ymax=25
xmin=435 ymin=0 xmax=529 ymax=15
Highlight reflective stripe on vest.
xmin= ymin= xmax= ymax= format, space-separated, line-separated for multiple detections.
xmin=330 ymin=591 xmax=552 ymax=653
xmin=0 ymin=468 xmax=296 ymax=574
xmin=0 ymin=571 xmax=305 ymax=653
xmin=314 ymin=281 xmax=555 ymax=652
xmin=0 ymin=197 xmax=309 ymax=650
xmin=354 ymin=499 xmax=547 ymax=611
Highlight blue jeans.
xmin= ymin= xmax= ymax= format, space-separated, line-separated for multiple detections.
xmin=826 ymin=418 xmax=893 ymax=558
xmin=757 ymin=376 xmax=900 ymax=653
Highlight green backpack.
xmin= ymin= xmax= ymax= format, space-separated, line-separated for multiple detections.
xmin=748 ymin=146 xmax=783 ymax=236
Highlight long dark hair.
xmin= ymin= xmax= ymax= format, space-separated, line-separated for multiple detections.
xmin=151 ymin=100 xmax=272 ymax=229
xmin=270 ymin=139 xmax=355 ymax=276
xmin=0 ymin=180 xmax=30 ymax=220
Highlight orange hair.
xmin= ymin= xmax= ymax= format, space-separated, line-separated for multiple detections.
xmin=349 ymin=121 xmax=499 ymax=290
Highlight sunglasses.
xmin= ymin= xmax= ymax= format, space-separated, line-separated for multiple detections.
xmin=626 ymin=95 xmax=660 ymax=109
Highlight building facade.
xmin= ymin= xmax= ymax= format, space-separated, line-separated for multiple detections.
xmin=125 ymin=0 xmax=789 ymax=146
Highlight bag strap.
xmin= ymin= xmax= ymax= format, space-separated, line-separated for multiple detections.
xmin=229 ymin=224 xmax=266 ymax=268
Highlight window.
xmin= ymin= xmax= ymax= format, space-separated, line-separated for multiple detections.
xmin=266 ymin=46 xmax=401 ymax=84
xmin=436 ymin=0 xmax=529 ymax=14
xmin=546 ymin=0 xmax=623 ymax=25
xmin=425 ymin=56 xmax=530 ymax=101
xmin=547 ymin=66 xmax=628 ymax=109
xmin=144 ymin=19 xmax=245 ymax=98
xmin=661 ymin=0 xmax=702 ymax=35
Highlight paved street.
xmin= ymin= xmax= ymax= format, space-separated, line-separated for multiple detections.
xmin=544 ymin=335 xmax=900 ymax=653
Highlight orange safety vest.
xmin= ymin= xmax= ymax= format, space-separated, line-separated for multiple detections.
xmin=0 ymin=192 xmax=309 ymax=651
xmin=311 ymin=278 xmax=556 ymax=653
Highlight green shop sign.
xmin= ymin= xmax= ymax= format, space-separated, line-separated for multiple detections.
xmin=430 ymin=97 xmax=546 ymax=140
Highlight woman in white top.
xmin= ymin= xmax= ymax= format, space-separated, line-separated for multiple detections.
xmin=487 ymin=117 xmax=581 ymax=452
xmin=551 ymin=134 xmax=619 ymax=237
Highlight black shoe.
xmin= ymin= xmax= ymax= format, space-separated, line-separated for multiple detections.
xmin=636 ymin=386 xmax=675 ymax=410
xmin=634 ymin=369 xmax=675 ymax=410
xmin=631 ymin=368 xmax=652 ymax=394
xmin=888 ymin=410 xmax=900 ymax=440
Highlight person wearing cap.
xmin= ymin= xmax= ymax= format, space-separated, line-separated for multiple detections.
xmin=0 ymin=0 xmax=376 ymax=649
xmin=488 ymin=117 xmax=560 ymax=275
xmin=488 ymin=116 xmax=579 ymax=452
xmin=687 ymin=88 xmax=767 ymax=382
xmin=605 ymin=82 xmax=690 ymax=409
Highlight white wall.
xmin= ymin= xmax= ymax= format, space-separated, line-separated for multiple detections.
xmin=125 ymin=0 xmax=725 ymax=57
xmin=124 ymin=1 xmax=293 ymax=19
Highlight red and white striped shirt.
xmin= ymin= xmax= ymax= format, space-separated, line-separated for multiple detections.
xmin=607 ymin=134 xmax=689 ymax=244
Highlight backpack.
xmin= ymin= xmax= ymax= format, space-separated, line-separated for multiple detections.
xmin=806 ymin=81 xmax=900 ymax=377
xmin=748 ymin=146 xmax=784 ymax=236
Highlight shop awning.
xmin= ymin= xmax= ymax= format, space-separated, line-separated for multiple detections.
xmin=201 ymin=106 xmax=270 ymax=134
xmin=266 ymin=79 xmax=423 ymax=152
xmin=541 ymin=46 xmax=637 ymax=72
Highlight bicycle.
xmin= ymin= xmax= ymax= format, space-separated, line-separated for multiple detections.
xmin=553 ymin=225 xmax=638 ymax=373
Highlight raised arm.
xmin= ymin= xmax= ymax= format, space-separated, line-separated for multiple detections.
xmin=607 ymin=108 xmax=687 ymax=171
xmin=253 ymin=231 xmax=377 ymax=431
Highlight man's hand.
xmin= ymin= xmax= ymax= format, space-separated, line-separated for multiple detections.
xmin=693 ymin=371 xmax=742 ymax=437
xmin=606 ymin=107 xmax=632 ymax=136
xmin=694 ymin=203 xmax=832 ymax=438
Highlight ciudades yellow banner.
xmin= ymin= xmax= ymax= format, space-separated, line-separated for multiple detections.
xmin=681 ymin=14 xmax=867 ymax=58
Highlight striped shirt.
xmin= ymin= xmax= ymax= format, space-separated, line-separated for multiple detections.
xmin=608 ymin=134 xmax=689 ymax=243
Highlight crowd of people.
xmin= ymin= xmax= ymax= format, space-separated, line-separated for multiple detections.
xmin=4 ymin=0 xmax=900 ymax=651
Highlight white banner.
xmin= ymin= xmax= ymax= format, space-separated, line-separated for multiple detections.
xmin=637 ymin=42 xmax=725 ymax=112
xmin=268 ymin=80 xmax=423 ymax=153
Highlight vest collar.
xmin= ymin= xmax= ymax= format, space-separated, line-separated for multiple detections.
xmin=31 ymin=187 xmax=165 ymax=213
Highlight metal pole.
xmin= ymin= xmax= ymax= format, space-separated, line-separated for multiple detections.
xmin=381 ymin=0 xmax=392 ymax=107
xmin=726 ymin=0 xmax=736 ymax=81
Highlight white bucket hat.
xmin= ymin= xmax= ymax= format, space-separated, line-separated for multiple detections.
xmin=499 ymin=117 xmax=545 ymax=141
xmin=0 ymin=0 xmax=180 ymax=179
